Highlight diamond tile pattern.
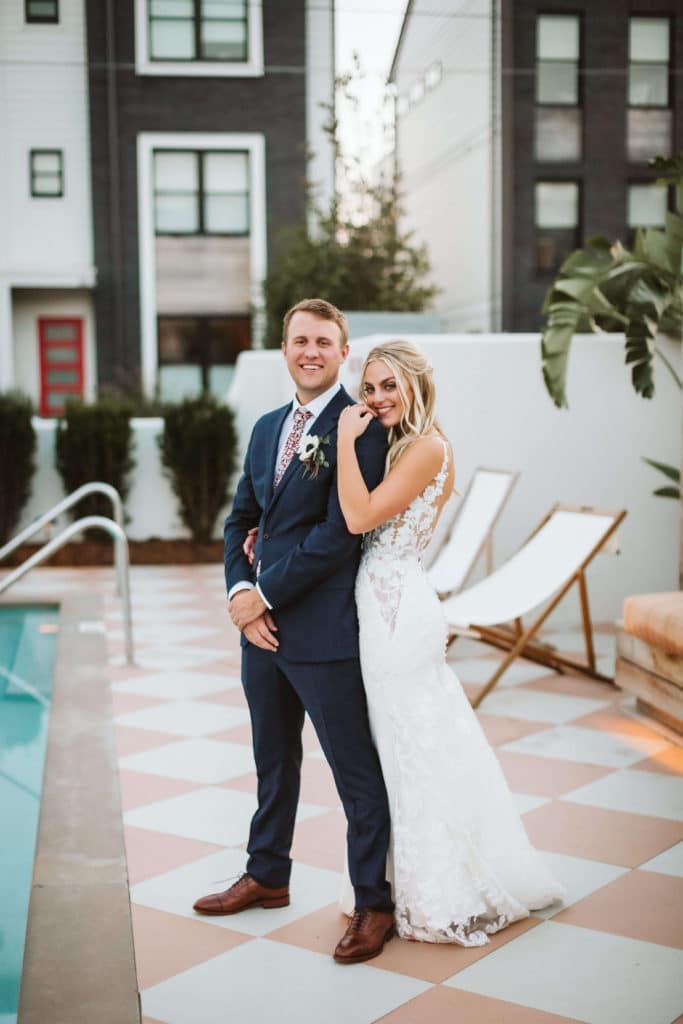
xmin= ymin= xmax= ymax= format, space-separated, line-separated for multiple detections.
xmin=9 ymin=566 xmax=681 ymax=1024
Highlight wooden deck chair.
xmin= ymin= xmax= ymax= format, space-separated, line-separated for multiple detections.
xmin=442 ymin=504 xmax=627 ymax=708
xmin=426 ymin=468 xmax=519 ymax=594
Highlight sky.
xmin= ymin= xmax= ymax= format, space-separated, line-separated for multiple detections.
xmin=335 ymin=0 xmax=408 ymax=176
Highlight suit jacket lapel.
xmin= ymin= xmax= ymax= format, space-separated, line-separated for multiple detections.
xmin=264 ymin=402 xmax=293 ymax=509
xmin=266 ymin=387 xmax=351 ymax=516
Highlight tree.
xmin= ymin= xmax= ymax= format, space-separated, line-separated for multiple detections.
xmin=262 ymin=71 xmax=438 ymax=348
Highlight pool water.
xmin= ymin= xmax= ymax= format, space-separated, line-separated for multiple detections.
xmin=0 ymin=606 xmax=58 ymax=1024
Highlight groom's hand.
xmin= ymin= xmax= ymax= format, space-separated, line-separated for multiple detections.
xmin=229 ymin=588 xmax=267 ymax=630
xmin=242 ymin=612 xmax=279 ymax=652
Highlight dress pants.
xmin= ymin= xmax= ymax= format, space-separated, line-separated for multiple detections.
xmin=241 ymin=644 xmax=393 ymax=912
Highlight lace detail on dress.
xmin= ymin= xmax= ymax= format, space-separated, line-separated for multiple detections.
xmin=343 ymin=433 xmax=566 ymax=944
xmin=361 ymin=439 xmax=449 ymax=632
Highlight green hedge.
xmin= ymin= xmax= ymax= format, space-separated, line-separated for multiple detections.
xmin=159 ymin=395 xmax=238 ymax=544
xmin=55 ymin=398 xmax=135 ymax=529
xmin=0 ymin=392 xmax=36 ymax=545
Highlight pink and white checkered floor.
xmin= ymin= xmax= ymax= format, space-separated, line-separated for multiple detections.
xmin=17 ymin=566 xmax=683 ymax=1023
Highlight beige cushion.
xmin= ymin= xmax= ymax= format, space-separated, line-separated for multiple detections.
xmin=623 ymin=592 xmax=683 ymax=658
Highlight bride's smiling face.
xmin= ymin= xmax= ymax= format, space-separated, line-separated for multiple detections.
xmin=361 ymin=359 xmax=413 ymax=428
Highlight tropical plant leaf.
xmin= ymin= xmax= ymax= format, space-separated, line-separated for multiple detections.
xmin=642 ymin=457 xmax=681 ymax=483
xmin=653 ymin=486 xmax=681 ymax=499
xmin=541 ymin=153 xmax=683 ymax=410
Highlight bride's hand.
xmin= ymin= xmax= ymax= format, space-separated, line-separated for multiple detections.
xmin=242 ymin=527 xmax=258 ymax=566
xmin=338 ymin=404 xmax=376 ymax=441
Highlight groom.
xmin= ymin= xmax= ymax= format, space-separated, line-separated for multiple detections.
xmin=193 ymin=298 xmax=394 ymax=963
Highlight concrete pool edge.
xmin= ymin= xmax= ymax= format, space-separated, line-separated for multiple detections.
xmin=11 ymin=593 xmax=139 ymax=1024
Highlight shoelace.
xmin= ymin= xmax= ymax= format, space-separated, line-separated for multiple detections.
xmin=349 ymin=908 xmax=371 ymax=932
xmin=209 ymin=872 xmax=246 ymax=888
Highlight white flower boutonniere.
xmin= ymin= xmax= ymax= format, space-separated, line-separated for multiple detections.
xmin=297 ymin=433 xmax=331 ymax=480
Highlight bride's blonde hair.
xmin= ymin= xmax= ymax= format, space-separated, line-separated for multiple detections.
xmin=360 ymin=339 xmax=444 ymax=470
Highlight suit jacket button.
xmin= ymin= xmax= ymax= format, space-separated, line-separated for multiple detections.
xmin=263 ymin=533 xmax=270 ymax=540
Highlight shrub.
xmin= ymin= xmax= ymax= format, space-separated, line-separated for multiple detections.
xmin=55 ymin=398 xmax=135 ymax=531
xmin=0 ymin=392 xmax=36 ymax=545
xmin=159 ymin=395 xmax=238 ymax=544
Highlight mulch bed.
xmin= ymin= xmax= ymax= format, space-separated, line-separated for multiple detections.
xmin=4 ymin=539 xmax=223 ymax=567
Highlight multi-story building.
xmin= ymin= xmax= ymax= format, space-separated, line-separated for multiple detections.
xmin=0 ymin=0 xmax=334 ymax=409
xmin=390 ymin=0 xmax=683 ymax=332
xmin=0 ymin=0 xmax=96 ymax=415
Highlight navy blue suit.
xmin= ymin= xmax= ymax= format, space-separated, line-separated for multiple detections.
xmin=224 ymin=386 xmax=393 ymax=910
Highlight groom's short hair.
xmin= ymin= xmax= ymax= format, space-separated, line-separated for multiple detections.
xmin=282 ymin=298 xmax=349 ymax=347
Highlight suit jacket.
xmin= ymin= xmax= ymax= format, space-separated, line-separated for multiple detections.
xmin=224 ymin=386 xmax=387 ymax=662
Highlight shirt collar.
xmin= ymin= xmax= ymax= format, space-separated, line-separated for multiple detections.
xmin=292 ymin=381 xmax=342 ymax=421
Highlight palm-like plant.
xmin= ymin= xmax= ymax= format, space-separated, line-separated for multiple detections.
xmin=540 ymin=153 xmax=683 ymax=500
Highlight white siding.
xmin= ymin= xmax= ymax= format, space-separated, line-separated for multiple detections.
xmin=393 ymin=0 xmax=499 ymax=330
xmin=306 ymin=0 xmax=335 ymax=228
xmin=0 ymin=0 xmax=94 ymax=283
xmin=12 ymin=289 xmax=97 ymax=408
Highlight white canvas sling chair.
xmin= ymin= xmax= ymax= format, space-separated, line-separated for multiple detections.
xmin=425 ymin=468 xmax=519 ymax=594
xmin=442 ymin=504 xmax=627 ymax=709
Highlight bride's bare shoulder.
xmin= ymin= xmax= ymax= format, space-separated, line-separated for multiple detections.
xmin=400 ymin=433 xmax=445 ymax=470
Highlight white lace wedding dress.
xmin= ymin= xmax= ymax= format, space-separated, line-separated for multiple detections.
xmin=340 ymin=439 xmax=564 ymax=945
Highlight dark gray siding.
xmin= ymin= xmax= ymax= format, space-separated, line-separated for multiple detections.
xmin=86 ymin=1 xmax=308 ymax=390
xmin=502 ymin=0 xmax=683 ymax=331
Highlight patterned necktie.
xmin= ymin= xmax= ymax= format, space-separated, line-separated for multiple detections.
xmin=274 ymin=408 xmax=312 ymax=487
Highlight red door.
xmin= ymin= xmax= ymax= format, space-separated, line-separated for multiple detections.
xmin=38 ymin=318 xmax=84 ymax=417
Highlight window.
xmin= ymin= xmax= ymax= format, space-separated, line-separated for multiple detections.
xmin=629 ymin=18 xmax=669 ymax=107
xmin=535 ymin=15 xmax=581 ymax=163
xmin=25 ymin=0 xmax=58 ymax=23
xmin=153 ymin=150 xmax=249 ymax=235
xmin=158 ymin=315 xmax=250 ymax=394
xmin=149 ymin=0 xmax=247 ymax=62
xmin=38 ymin=319 xmax=84 ymax=417
xmin=627 ymin=183 xmax=668 ymax=236
xmin=535 ymin=182 xmax=580 ymax=272
xmin=30 ymin=150 xmax=63 ymax=198
xmin=536 ymin=16 xmax=579 ymax=105
xmin=628 ymin=18 xmax=671 ymax=162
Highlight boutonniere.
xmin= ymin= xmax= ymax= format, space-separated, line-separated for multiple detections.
xmin=298 ymin=433 xmax=331 ymax=479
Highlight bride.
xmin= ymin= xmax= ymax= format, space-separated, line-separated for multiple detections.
xmin=335 ymin=339 xmax=564 ymax=946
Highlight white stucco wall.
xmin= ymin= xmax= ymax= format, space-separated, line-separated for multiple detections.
xmin=19 ymin=418 xmax=224 ymax=542
xmin=226 ymin=333 xmax=681 ymax=624
xmin=15 ymin=333 xmax=680 ymax=625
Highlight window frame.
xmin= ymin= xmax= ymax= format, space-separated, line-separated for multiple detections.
xmin=534 ymin=13 xmax=583 ymax=164
xmin=153 ymin=148 xmax=250 ymax=237
xmin=29 ymin=149 xmax=64 ymax=199
xmin=148 ymin=0 xmax=248 ymax=64
xmin=535 ymin=12 xmax=582 ymax=109
xmin=157 ymin=313 xmax=251 ymax=394
xmin=626 ymin=179 xmax=673 ymax=246
xmin=534 ymin=179 xmax=582 ymax=275
xmin=25 ymin=0 xmax=59 ymax=24
xmin=135 ymin=0 xmax=263 ymax=77
xmin=628 ymin=16 xmax=672 ymax=111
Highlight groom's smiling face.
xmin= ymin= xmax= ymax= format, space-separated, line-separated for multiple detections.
xmin=282 ymin=311 xmax=349 ymax=403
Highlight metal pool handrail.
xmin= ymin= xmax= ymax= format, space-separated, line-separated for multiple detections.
xmin=0 ymin=516 xmax=134 ymax=665
xmin=0 ymin=481 xmax=124 ymax=570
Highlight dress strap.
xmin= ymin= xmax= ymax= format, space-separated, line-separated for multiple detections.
xmin=437 ymin=436 xmax=450 ymax=477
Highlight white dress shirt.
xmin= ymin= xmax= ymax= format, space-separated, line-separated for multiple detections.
xmin=229 ymin=381 xmax=342 ymax=609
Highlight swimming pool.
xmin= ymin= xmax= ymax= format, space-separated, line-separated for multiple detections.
xmin=0 ymin=605 xmax=58 ymax=1024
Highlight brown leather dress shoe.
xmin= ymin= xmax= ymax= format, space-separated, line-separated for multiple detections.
xmin=193 ymin=873 xmax=289 ymax=915
xmin=333 ymin=907 xmax=395 ymax=964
